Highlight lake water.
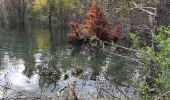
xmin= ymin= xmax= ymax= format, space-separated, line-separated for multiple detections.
xmin=0 ymin=28 xmax=139 ymax=99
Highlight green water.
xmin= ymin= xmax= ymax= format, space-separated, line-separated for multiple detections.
xmin=0 ymin=27 xmax=138 ymax=99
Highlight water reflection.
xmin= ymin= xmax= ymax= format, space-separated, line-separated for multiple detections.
xmin=0 ymin=28 xmax=138 ymax=99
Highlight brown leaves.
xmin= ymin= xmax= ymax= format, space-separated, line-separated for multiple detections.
xmin=111 ymin=24 xmax=120 ymax=42
xmin=67 ymin=1 xmax=121 ymax=44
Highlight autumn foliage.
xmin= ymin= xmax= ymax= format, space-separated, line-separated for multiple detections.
xmin=67 ymin=1 xmax=120 ymax=45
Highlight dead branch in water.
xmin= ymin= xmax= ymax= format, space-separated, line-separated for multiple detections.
xmin=0 ymin=85 xmax=23 ymax=95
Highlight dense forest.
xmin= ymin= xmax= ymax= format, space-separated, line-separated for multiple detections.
xmin=0 ymin=0 xmax=170 ymax=100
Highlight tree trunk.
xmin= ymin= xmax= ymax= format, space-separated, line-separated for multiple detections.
xmin=48 ymin=7 xmax=52 ymax=29
xmin=16 ymin=0 xmax=25 ymax=29
xmin=157 ymin=0 xmax=170 ymax=27
xmin=59 ymin=0 xmax=63 ymax=44
xmin=22 ymin=0 xmax=25 ymax=28
xmin=2 ymin=0 xmax=8 ymax=29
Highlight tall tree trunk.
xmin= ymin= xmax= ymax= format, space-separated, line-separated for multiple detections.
xmin=22 ymin=0 xmax=25 ymax=28
xmin=16 ymin=0 xmax=25 ymax=29
xmin=59 ymin=0 xmax=63 ymax=44
xmin=48 ymin=7 xmax=52 ymax=29
xmin=157 ymin=0 xmax=170 ymax=27
xmin=48 ymin=0 xmax=55 ymax=41
xmin=2 ymin=0 xmax=8 ymax=29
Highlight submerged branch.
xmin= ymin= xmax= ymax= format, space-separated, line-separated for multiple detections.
xmin=0 ymin=85 xmax=23 ymax=95
xmin=102 ymin=44 xmax=144 ymax=65
xmin=96 ymin=37 xmax=141 ymax=52
xmin=88 ymin=83 xmax=121 ymax=99
xmin=155 ymin=91 xmax=170 ymax=100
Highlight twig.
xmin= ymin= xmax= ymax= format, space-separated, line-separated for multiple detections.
xmin=130 ymin=7 xmax=157 ymax=16
xmin=141 ymin=7 xmax=156 ymax=10
xmin=130 ymin=2 xmax=157 ymax=16
xmin=58 ymin=85 xmax=67 ymax=93
xmin=10 ymin=96 xmax=40 ymax=99
xmin=88 ymin=81 xmax=137 ymax=100
xmin=155 ymin=91 xmax=170 ymax=100
xmin=115 ymin=85 xmax=136 ymax=100
xmin=88 ymin=83 xmax=121 ymax=99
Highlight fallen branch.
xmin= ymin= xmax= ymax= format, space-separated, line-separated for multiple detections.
xmin=102 ymin=44 xmax=144 ymax=65
xmin=0 ymin=85 xmax=23 ymax=95
xmin=96 ymin=37 xmax=141 ymax=52
xmin=155 ymin=91 xmax=170 ymax=100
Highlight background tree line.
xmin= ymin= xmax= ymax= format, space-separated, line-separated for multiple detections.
xmin=0 ymin=0 xmax=86 ymax=30
xmin=0 ymin=0 xmax=169 ymax=33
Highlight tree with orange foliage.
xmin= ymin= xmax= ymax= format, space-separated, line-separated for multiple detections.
xmin=67 ymin=1 xmax=120 ymax=45
xmin=110 ymin=23 xmax=120 ymax=42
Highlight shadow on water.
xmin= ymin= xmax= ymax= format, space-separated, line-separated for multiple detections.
xmin=0 ymin=27 xmax=139 ymax=99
